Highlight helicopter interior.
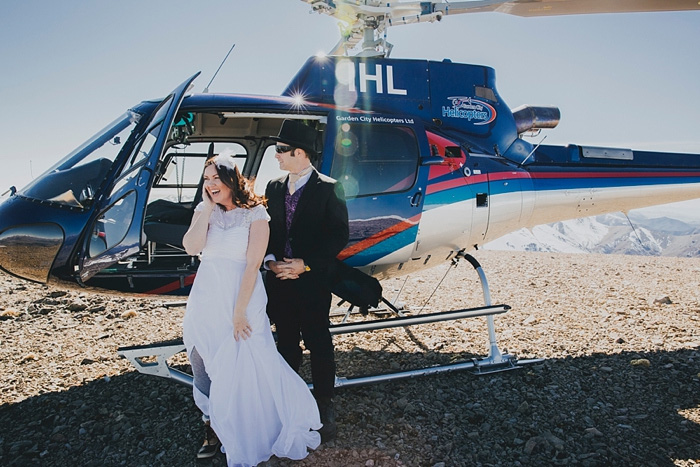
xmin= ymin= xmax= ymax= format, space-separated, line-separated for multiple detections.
xmin=139 ymin=113 xmax=296 ymax=266
xmin=133 ymin=111 xmax=423 ymax=271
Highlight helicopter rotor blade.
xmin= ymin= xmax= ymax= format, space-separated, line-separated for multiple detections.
xmin=432 ymin=0 xmax=700 ymax=17
xmin=303 ymin=0 xmax=700 ymax=56
xmin=305 ymin=0 xmax=700 ymax=22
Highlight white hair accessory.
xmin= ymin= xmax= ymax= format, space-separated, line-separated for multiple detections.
xmin=213 ymin=151 xmax=238 ymax=172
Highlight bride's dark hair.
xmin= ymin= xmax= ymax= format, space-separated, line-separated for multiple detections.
xmin=205 ymin=156 xmax=267 ymax=209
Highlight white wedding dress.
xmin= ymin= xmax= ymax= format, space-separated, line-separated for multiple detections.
xmin=182 ymin=203 xmax=321 ymax=466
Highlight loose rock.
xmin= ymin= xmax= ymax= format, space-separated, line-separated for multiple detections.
xmin=1 ymin=251 xmax=700 ymax=466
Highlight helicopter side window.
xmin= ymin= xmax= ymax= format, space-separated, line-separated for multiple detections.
xmin=254 ymin=145 xmax=289 ymax=195
xmin=114 ymin=96 xmax=178 ymax=185
xmin=119 ymin=122 xmax=160 ymax=178
xmin=149 ymin=142 xmax=247 ymax=207
xmin=330 ymin=124 xmax=419 ymax=198
xmin=143 ymin=142 xmax=247 ymax=249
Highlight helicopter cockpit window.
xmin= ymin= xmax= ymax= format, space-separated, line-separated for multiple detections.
xmin=20 ymin=112 xmax=141 ymax=208
xmin=330 ymin=124 xmax=419 ymax=198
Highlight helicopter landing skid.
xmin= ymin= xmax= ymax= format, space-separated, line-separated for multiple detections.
xmin=117 ymin=253 xmax=543 ymax=387
xmin=334 ymin=355 xmax=544 ymax=389
xmin=328 ymin=253 xmax=543 ymax=388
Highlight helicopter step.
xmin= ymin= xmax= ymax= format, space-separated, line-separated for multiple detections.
xmin=116 ymin=338 xmax=191 ymax=386
xmin=118 ymin=254 xmax=543 ymax=387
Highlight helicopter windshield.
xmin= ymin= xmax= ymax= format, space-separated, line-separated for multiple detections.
xmin=19 ymin=111 xmax=142 ymax=208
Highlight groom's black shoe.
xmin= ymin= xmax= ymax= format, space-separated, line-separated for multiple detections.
xmin=316 ymin=398 xmax=337 ymax=443
xmin=197 ymin=420 xmax=221 ymax=459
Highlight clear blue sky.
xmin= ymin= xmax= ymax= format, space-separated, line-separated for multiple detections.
xmin=1 ymin=1 xmax=699 ymax=219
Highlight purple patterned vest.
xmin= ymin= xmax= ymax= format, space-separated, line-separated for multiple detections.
xmin=284 ymin=183 xmax=306 ymax=257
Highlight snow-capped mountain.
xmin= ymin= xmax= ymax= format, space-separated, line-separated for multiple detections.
xmin=483 ymin=212 xmax=700 ymax=257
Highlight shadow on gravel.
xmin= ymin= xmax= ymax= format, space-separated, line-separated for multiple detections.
xmin=1 ymin=347 xmax=699 ymax=466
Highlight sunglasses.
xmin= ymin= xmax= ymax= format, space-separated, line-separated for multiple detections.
xmin=275 ymin=145 xmax=295 ymax=154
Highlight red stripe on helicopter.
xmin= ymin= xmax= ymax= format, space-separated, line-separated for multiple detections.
xmin=487 ymin=171 xmax=533 ymax=181
xmin=428 ymin=165 xmax=455 ymax=180
xmin=426 ymin=174 xmax=489 ymax=195
xmin=529 ymin=171 xmax=700 ymax=179
xmin=145 ymin=274 xmax=196 ymax=295
xmin=338 ymin=214 xmax=421 ymax=261
xmin=424 ymin=168 xmax=700 ymax=195
xmin=426 ymin=171 xmax=534 ymax=195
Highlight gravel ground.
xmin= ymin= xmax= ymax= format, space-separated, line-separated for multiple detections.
xmin=1 ymin=250 xmax=699 ymax=466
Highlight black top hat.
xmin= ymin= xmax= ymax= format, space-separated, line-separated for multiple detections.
xmin=271 ymin=119 xmax=320 ymax=156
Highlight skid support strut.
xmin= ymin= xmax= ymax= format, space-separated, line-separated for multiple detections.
xmin=456 ymin=253 xmax=542 ymax=374
xmin=118 ymin=253 xmax=542 ymax=388
xmin=332 ymin=253 xmax=542 ymax=389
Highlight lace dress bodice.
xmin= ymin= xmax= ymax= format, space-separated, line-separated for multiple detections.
xmin=195 ymin=203 xmax=270 ymax=262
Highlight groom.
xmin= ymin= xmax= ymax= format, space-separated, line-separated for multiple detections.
xmin=264 ymin=119 xmax=349 ymax=443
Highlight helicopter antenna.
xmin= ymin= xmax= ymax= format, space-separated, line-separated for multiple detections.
xmin=520 ymin=134 xmax=547 ymax=166
xmin=416 ymin=260 xmax=458 ymax=315
xmin=203 ymin=43 xmax=236 ymax=93
xmin=622 ymin=211 xmax=653 ymax=254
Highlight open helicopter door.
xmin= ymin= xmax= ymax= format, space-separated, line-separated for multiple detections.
xmin=326 ymin=117 xmax=429 ymax=276
xmin=75 ymin=73 xmax=200 ymax=283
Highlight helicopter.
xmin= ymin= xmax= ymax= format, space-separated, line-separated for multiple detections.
xmin=2 ymin=0 xmax=700 ymax=383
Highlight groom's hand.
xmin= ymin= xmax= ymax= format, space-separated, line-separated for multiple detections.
xmin=271 ymin=258 xmax=306 ymax=280
xmin=268 ymin=259 xmax=299 ymax=280
xmin=281 ymin=258 xmax=306 ymax=275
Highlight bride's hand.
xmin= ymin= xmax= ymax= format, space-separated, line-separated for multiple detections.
xmin=233 ymin=313 xmax=252 ymax=341
xmin=201 ymin=189 xmax=216 ymax=212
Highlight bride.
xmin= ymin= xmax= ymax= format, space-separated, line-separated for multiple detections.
xmin=182 ymin=154 xmax=321 ymax=466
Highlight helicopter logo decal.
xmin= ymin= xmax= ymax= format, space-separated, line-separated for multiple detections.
xmin=443 ymin=96 xmax=496 ymax=125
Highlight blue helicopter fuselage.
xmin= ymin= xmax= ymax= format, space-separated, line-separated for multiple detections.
xmin=1 ymin=56 xmax=699 ymax=293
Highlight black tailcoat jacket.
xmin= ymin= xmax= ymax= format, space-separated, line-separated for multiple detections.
xmin=264 ymin=170 xmax=349 ymax=290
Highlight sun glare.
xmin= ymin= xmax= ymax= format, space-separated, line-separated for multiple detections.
xmin=288 ymin=91 xmax=308 ymax=112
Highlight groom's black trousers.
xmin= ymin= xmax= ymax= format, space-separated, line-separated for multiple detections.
xmin=265 ymin=273 xmax=336 ymax=400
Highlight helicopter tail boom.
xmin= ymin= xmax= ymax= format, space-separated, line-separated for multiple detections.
xmin=514 ymin=145 xmax=700 ymax=230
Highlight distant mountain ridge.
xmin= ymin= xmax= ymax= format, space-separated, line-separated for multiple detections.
xmin=483 ymin=213 xmax=700 ymax=257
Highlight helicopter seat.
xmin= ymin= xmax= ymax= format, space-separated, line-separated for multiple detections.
xmin=143 ymin=199 xmax=195 ymax=249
